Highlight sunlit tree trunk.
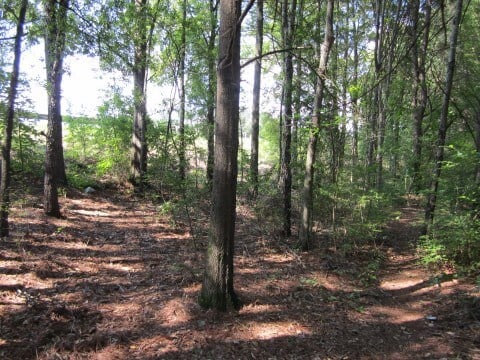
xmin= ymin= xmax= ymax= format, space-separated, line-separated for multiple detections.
xmin=131 ymin=0 xmax=148 ymax=188
xmin=1 ymin=0 xmax=27 ymax=237
xmin=299 ymin=0 xmax=334 ymax=250
xmin=425 ymin=0 xmax=463 ymax=224
xmin=249 ymin=0 xmax=263 ymax=199
xmin=199 ymin=0 xmax=241 ymax=311
xmin=44 ymin=0 xmax=69 ymax=217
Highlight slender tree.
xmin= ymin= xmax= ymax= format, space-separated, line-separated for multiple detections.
xmin=298 ymin=0 xmax=334 ymax=250
xmin=43 ymin=0 xmax=69 ymax=217
xmin=1 ymin=0 xmax=28 ymax=237
xmin=425 ymin=0 xmax=463 ymax=224
xmin=410 ymin=0 xmax=431 ymax=193
xmin=279 ymin=0 xmax=296 ymax=237
xmin=178 ymin=0 xmax=187 ymax=181
xmin=130 ymin=0 xmax=148 ymax=188
xmin=206 ymin=0 xmax=218 ymax=187
xmin=249 ymin=0 xmax=263 ymax=199
xmin=199 ymin=0 xmax=241 ymax=311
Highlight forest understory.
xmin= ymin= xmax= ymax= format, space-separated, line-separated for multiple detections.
xmin=0 ymin=186 xmax=479 ymax=360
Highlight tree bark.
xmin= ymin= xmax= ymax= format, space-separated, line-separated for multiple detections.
xmin=1 ymin=0 xmax=28 ymax=237
xmin=425 ymin=0 xmax=463 ymax=224
xmin=206 ymin=0 xmax=218 ymax=187
xmin=130 ymin=0 xmax=148 ymax=188
xmin=249 ymin=0 xmax=263 ymax=199
xmin=43 ymin=0 xmax=69 ymax=217
xmin=298 ymin=0 xmax=334 ymax=250
xmin=199 ymin=0 xmax=241 ymax=311
xmin=279 ymin=0 xmax=296 ymax=237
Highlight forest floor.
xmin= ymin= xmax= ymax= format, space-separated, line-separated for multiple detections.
xmin=1 ymin=186 xmax=479 ymax=359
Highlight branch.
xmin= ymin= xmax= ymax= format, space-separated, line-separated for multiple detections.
xmin=240 ymin=46 xmax=311 ymax=68
xmin=238 ymin=0 xmax=256 ymax=26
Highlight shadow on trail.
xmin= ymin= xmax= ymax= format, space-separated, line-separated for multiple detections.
xmin=0 ymin=195 xmax=478 ymax=359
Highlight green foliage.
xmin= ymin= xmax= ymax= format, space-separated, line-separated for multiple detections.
xmin=420 ymin=214 xmax=480 ymax=274
xmin=63 ymin=91 xmax=132 ymax=185
xmin=259 ymin=113 xmax=279 ymax=165
xmin=11 ymin=120 xmax=44 ymax=178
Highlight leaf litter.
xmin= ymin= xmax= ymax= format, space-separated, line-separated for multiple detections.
xmin=0 ymin=189 xmax=478 ymax=359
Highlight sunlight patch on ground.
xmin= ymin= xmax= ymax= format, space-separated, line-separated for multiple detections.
xmin=240 ymin=303 xmax=284 ymax=315
xmin=248 ymin=321 xmax=311 ymax=340
xmin=70 ymin=209 xmax=112 ymax=217
xmin=368 ymin=305 xmax=423 ymax=324
xmin=380 ymin=277 xmax=424 ymax=291
xmin=160 ymin=298 xmax=192 ymax=326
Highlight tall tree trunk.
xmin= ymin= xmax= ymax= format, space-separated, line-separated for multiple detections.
xmin=1 ymin=0 xmax=27 ymax=237
xmin=410 ymin=0 xmax=431 ymax=193
xmin=299 ymin=0 xmax=334 ymax=250
xmin=131 ymin=0 xmax=148 ymax=188
xmin=178 ymin=0 xmax=187 ymax=181
xmin=249 ymin=0 xmax=263 ymax=199
xmin=425 ymin=0 xmax=463 ymax=224
xmin=279 ymin=0 xmax=296 ymax=237
xmin=199 ymin=0 xmax=241 ymax=311
xmin=44 ymin=0 xmax=69 ymax=217
xmin=350 ymin=8 xmax=360 ymax=180
xmin=475 ymin=110 xmax=480 ymax=186
xmin=206 ymin=0 xmax=218 ymax=187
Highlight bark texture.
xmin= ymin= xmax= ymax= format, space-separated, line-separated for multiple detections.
xmin=199 ymin=0 xmax=241 ymax=311
xmin=131 ymin=0 xmax=148 ymax=188
xmin=279 ymin=0 xmax=296 ymax=237
xmin=44 ymin=0 xmax=69 ymax=217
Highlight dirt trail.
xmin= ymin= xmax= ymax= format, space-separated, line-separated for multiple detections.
xmin=0 ymin=192 xmax=478 ymax=359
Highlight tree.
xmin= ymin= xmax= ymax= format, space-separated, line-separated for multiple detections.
xmin=249 ymin=0 xmax=263 ymax=199
xmin=199 ymin=0 xmax=242 ymax=311
xmin=409 ymin=0 xmax=431 ymax=193
xmin=1 ymin=0 xmax=28 ymax=236
xmin=130 ymin=0 xmax=148 ymax=188
xmin=279 ymin=0 xmax=296 ymax=237
xmin=178 ymin=0 xmax=187 ymax=181
xmin=425 ymin=0 xmax=463 ymax=224
xmin=43 ymin=0 xmax=69 ymax=217
xmin=298 ymin=0 xmax=334 ymax=250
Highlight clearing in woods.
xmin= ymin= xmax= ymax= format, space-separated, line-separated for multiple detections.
xmin=0 ymin=188 xmax=479 ymax=359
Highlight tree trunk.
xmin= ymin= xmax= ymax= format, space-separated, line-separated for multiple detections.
xmin=299 ymin=0 xmax=334 ymax=250
xmin=178 ymin=0 xmax=187 ymax=181
xmin=279 ymin=0 xmax=296 ymax=237
xmin=475 ymin=110 xmax=480 ymax=186
xmin=206 ymin=0 xmax=218 ymax=187
xmin=199 ymin=0 xmax=241 ymax=311
xmin=410 ymin=0 xmax=431 ymax=193
xmin=425 ymin=0 xmax=463 ymax=224
xmin=1 ymin=0 xmax=27 ymax=237
xmin=131 ymin=0 xmax=148 ymax=188
xmin=43 ymin=0 xmax=69 ymax=217
xmin=249 ymin=0 xmax=263 ymax=199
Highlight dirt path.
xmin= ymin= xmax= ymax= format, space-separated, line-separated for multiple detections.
xmin=0 ymin=192 xmax=479 ymax=359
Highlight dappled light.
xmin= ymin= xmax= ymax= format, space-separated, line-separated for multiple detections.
xmin=1 ymin=190 xmax=478 ymax=359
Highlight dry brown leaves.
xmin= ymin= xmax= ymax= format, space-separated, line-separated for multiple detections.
xmin=0 ymin=190 xmax=478 ymax=359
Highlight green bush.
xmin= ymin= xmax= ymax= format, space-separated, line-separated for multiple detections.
xmin=419 ymin=213 xmax=480 ymax=274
